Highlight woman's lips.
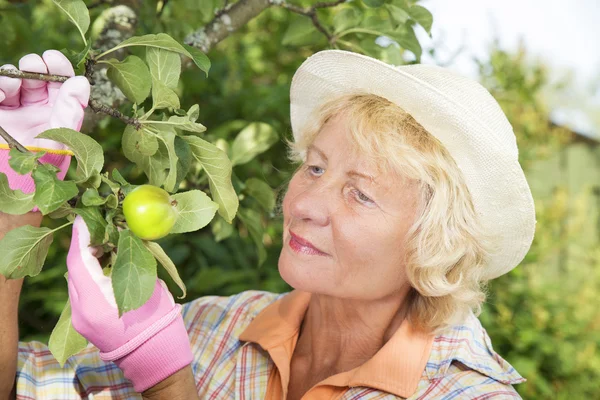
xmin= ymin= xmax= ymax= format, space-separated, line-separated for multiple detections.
xmin=288 ymin=231 xmax=327 ymax=256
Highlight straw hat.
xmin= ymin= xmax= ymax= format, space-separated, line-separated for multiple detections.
xmin=289 ymin=50 xmax=536 ymax=280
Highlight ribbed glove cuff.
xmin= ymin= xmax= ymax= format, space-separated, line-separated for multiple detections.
xmin=103 ymin=306 xmax=194 ymax=393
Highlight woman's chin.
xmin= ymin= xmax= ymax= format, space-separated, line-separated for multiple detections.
xmin=278 ymin=253 xmax=322 ymax=293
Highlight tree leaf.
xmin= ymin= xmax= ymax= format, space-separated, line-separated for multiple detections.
xmin=81 ymin=188 xmax=107 ymax=206
xmin=153 ymin=126 xmax=179 ymax=192
xmin=184 ymin=136 xmax=239 ymax=223
xmin=237 ymin=208 xmax=267 ymax=266
xmin=111 ymin=230 xmax=157 ymax=317
xmin=52 ymin=0 xmax=90 ymax=43
xmin=0 ymin=225 xmax=54 ymax=279
xmin=122 ymin=125 xmax=159 ymax=158
xmin=73 ymin=206 xmax=107 ymax=247
xmin=230 ymin=122 xmax=278 ymax=166
xmin=169 ymin=190 xmax=218 ymax=234
xmin=245 ymin=178 xmax=275 ymax=212
xmin=182 ymin=44 xmax=211 ymax=76
xmin=151 ymin=78 xmax=180 ymax=110
xmin=48 ymin=299 xmax=88 ymax=367
xmin=143 ymin=241 xmax=186 ymax=299
xmin=333 ymin=7 xmax=362 ymax=34
xmin=37 ymin=128 xmax=104 ymax=183
xmin=393 ymin=23 xmax=422 ymax=60
xmin=32 ymin=166 xmax=79 ymax=215
xmin=111 ymin=168 xmax=130 ymax=186
xmin=211 ymin=214 xmax=234 ymax=242
xmin=385 ymin=4 xmax=410 ymax=27
xmin=102 ymin=33 xmax=210 ymax=76
xmin=105 ymin=55 xmax=152 ymax=104
xmin=363 ymin=0 xmax=385 ymax=7
xmin=0 ymin=173 xmax=35 ymax=215
xmin=146 ymin=47 xmax=181 ymax=89
xmin=8 ymin=148 xmax=45 ymax=175
xmin=408 ymin=5 xmax=433 ymax=35
xmin=174 ymin=136 xmax=192 ymax=189
xmin=282 ymin=16 xmax=320 ymax=46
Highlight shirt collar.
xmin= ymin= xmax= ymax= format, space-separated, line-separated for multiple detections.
xmin=239 ymin=290 xmax=435 ymax=398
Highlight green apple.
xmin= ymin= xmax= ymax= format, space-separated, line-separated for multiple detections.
xmin=122 ymin=185 xmax=178 ymax=240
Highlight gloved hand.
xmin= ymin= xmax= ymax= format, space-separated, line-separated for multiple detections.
xmin=0 ymin=50 xmax=89 ymax=194
xmin=67 ymin=216 xmax=194 ymax=393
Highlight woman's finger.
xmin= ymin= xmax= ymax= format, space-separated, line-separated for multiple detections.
xmin=18 ymin=53 xmax=48 ymax=106
xmin=0 ymin=64 xmax=22 ymax=108
xmin=43 ymin=50 xmax=75 ymax=106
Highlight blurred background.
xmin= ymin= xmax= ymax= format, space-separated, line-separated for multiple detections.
xmin=1 ymin=0 xmax=598 ymax=398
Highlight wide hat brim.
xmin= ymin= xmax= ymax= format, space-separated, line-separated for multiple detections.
xmin=289 ymin=50 xmax=536 ymax=280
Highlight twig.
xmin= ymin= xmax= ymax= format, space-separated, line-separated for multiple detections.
xmin=274 ymin=0 xmax=347 ymax=44
xmin=0 ymin=125 xmax=31 ymax=154
xmin=89 ymin=99 xmax=141 ymax=129
xmin=156 ymin=0 xmax=169 ymax=18
xmin=0 ymin=68 xmax=67 ymax=83
xmin=0 ymin=69 xmax=140 ymax=128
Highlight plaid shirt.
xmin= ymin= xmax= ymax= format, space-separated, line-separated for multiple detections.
xmin=15 ymin=290 xmax=525 ymax=399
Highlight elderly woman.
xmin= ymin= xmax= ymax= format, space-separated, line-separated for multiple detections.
xmin=0 ymin=49 xmax=534 ymax=399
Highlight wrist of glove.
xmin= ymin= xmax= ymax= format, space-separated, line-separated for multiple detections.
xmin=67 ymin=216 xmax=193 ymax=393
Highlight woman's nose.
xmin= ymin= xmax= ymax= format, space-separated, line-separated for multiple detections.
xmin=288 ymin=181 xmax=330 ymax=226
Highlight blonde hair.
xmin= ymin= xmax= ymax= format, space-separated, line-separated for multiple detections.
xmin=285 ymin=93 xmax=498 ymax=335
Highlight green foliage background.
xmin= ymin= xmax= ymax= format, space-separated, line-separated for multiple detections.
xmin=1 ymin=0 xmax=599 ymax=398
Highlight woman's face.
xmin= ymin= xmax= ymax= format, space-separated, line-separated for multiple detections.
xmin=279 ymin=113 xmax=421 ymax=300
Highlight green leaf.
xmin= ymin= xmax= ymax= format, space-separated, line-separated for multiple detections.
xmin=52 ymin=0 xmax=90 ymax=44
xmin=111 ymin=169 xmax=130 ymax=186
xmin=230 ymin=122 xmax=279 ymax=166
xmin=151 ymin=78 xmax=180 ymax=110
xmin=157 ymin=128 xmax=179 ymax=193
xmin=164 ymin=116 xmax=206 ymax=133
xmin=104 ymin=209 xmax=120 ymax=246
xmin=385 ymin=4 xmax=410 ymax=27
xmin=73 ymin=206 xmax=107 ymax=246
xmin=111 ymin=230 xmax=157 ymax=317
xmin=105 ymin=194 xmax=118 ymax=209
xmin=81 ymin=188 xmax=107 ymax=206
xmin=0 ymin=173 xmax=36 ymax=215
xmin=0 ymin=225 xmax=54 ymax=279
xmin=408 ymin=5 xmax=433 ymax=35
xmin=8 ymin=148 xmax=44 ymax=175
xmin=169 ymin=190 xmax=218 ymax=234
xmin=245 ymin=178 xmax=275 ymax=212
xmin=211 ymin=214 xmax=234 ymax=242
xmin=146 ymin=47 xmax=181 ymax=89
xmin=100 ymin=33 xmax=210 ymax=76
xmin=237 ymin=208 xmax=267 ymax=266
xmin=143 ymin=241 xmax=186 ymax=299
xmin=174 ymin=136 xmax=192 ymax=189
xmin=392 ymin=23 xmax=422 ymax=60
xmin=37 ymin=128 xmax=104 ymax=183
xmin=182 ymin=44 xmax=211 ymax=76
xmin=184 ymin=136 xmax=239 ymax=223
xmin=122 ymin=125 xmax=159 ymax=158
xmin=105 ymin=55 xmax=152 ymax=104
xmin=363 ymin=0 xmax=385 ymax=7
xmin=32 ymin=166 xmax=79 ymax=215
xmin=333 ymin=7 xmax=362 ymax=34
xmin=48 ymin=202 xmax=73 ymax=219
xmin=48 ymin=300 xmax=88 ymax=367
xmin=282 ymin=16 xmax=320 ymax=46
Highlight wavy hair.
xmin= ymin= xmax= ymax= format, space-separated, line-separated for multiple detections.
xmin=285 ymin=93 xmax=498 ymax=335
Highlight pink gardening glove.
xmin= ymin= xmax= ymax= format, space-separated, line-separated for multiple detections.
xmin=0 ymin=50 xmax=89 ymax=194
xmin=66 ymin=216 xmax=193 ymax=393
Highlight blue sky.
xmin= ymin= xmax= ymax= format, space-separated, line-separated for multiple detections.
xmin=415 ymin=0 xmax=600 ymax=137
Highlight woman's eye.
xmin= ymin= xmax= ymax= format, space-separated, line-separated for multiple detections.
xmin=354 ymin=189 xmax=373 ymax=204
xmin=307 ymin=165 xmax=324 ymax=175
